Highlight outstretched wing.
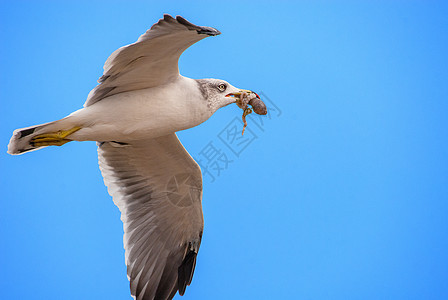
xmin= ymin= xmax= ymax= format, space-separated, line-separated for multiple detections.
xmin=85 ymin=14 xmax=220 ymax=107
xmin=98 ymin=134 xmax=204 ymax=300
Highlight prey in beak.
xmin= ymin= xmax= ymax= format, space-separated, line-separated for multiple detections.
xmin=225 ymin=89 xmax=266 ymax=114
xmin=225 ymin=89 xmax=267 ymax=135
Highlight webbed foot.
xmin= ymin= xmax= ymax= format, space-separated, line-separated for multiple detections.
xmin=31 ymin=126 xmax=81 ymax=147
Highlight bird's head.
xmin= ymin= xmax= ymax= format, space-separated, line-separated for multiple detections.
xmin=195 ymin=79 xmax=260 ymax=112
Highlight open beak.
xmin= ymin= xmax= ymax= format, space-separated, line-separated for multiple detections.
xmin=225 ymin=89 xmax=260 ymax=99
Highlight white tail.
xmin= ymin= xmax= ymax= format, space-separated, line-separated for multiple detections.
xmin=8 ymin=117 xmax=72 ymax=155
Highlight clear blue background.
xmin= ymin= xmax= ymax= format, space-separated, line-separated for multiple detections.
xmin=1 ymin=1 xmax=447 ymax=299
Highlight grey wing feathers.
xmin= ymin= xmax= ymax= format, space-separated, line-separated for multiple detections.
xmin=85 ymin=14 xmax=220 ymax=107
xmin=98 ymin=134 xmax=204 ymax=300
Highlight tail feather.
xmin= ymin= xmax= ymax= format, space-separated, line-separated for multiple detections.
xmin=8 ymin=118 xmax=70 ymax=155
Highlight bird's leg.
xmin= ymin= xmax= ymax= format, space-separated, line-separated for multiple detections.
xmin=31 ymin=126 xmax=81 ymax=147
xmin=241 ymin=107 xmax=253 ymax=135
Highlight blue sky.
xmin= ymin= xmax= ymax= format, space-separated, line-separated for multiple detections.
xmin=1 ymin=1 xmax=448 ymax=299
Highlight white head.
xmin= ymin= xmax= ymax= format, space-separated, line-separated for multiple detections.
xmin=195 ymin=78 xmax=259 ymax=112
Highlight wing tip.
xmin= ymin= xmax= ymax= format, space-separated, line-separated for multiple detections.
xmin=151 ymin=14 xmax=220 ymax=36
xmin=177 ymin=249 xmax=198 ymax=296
xmin=175 ymin=15 xmax=221 ymax=36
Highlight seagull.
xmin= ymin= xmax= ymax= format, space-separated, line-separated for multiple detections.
xmin=8 ymin=14 xmax=265 ymax=300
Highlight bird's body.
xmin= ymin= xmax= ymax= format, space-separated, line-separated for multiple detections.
xmin=7 ymin=14 xmax=265 ymax=300
xmin=66 ymin=76 xmax=219 ymax=142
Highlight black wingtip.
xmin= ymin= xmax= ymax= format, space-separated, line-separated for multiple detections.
xmin=177 ymin=250 xmax=198 ymax=296
xmin=163 ymin=14 xmax=176 ymax=22
xmin=176 ymin=15 xmax=221 ymax=36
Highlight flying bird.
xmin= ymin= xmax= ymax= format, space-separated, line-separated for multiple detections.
xmin=8 ymin=14 xmax=265 ymax=300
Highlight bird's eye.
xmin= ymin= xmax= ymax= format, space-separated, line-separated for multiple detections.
xmin=217 ymin=84 xmax=226 ymax=92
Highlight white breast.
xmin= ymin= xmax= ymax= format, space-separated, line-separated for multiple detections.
xmin=67 ymin=77 xmax=212 ymax=142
